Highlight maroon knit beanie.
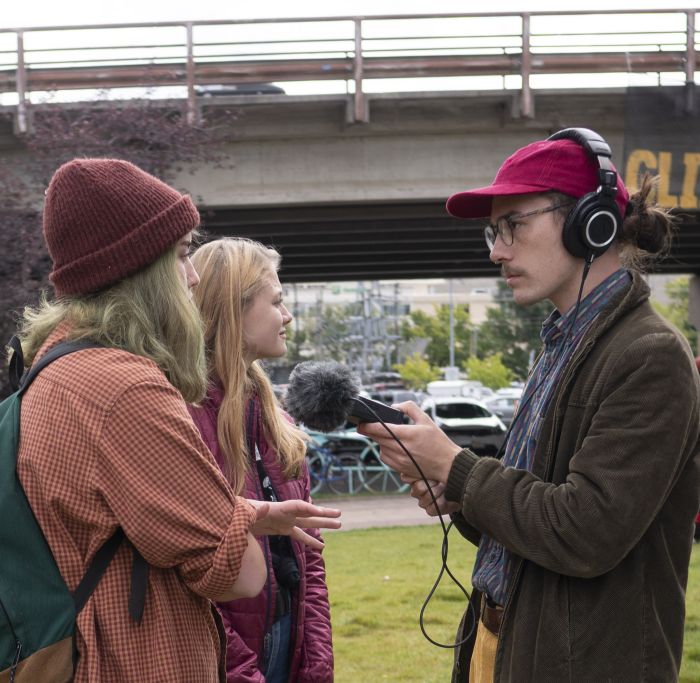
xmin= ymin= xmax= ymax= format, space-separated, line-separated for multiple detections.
xmin=43 ymin=158 xmax=200 ymax=297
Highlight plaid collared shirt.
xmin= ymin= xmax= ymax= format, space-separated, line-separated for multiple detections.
xmin=18 ymin=325 xmax=256 ymax=682
xmin=471 ymin=269 xmax=632 ymax=605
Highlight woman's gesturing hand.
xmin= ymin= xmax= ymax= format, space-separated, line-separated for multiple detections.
xmin=247 ymin=499 xmax=342 ymax=550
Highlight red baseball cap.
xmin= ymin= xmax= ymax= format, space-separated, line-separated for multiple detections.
xmin=446 ymin=138 xmax=629 ymax=220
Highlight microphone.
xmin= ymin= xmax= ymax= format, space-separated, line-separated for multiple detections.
xmin=285 ymin=361 xmax=406 ymax=432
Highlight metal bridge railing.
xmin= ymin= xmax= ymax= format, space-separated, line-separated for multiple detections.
xmin=0 ymin=9 xmax=697 ymax=132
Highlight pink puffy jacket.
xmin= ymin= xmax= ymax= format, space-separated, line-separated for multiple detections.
xmin=188 ymin=387 xmax=334 ymax=683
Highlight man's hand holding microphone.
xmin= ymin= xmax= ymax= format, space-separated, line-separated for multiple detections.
xmin=284 ymin=361 xmax=463 ymax=520
xmin=357 ymin=401 xmax=463 ymax=518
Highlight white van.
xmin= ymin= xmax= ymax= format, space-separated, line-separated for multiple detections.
xmin=426 ymin=380 xmax=468 ymax=398
xmin=426 ymin=379 xmax=493 ymax=401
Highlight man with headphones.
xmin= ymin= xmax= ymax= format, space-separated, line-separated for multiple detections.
xmin=359 ymin=129 xmax=700 ymax=682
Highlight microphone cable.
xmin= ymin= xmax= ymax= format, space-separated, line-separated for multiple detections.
xmin=360 ymin=251 xmax=596 ymax=649
xmin=360 ymin=399 xmax=474 ymax=648
xmin=490 ymin=250 xmax=595 ymax=461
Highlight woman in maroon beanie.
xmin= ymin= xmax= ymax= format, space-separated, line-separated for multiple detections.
xmin=188 ymin=237 xmax=334 ymax=683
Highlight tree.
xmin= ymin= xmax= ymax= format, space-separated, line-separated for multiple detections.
xmin=401 ymin=304 xmax=472 ymax=368
xmin=477 ymin=281 xmax=550 ymax=379
xmin=652 ymin=276 xmax=698 ymax=352
xmin=463 ymin=352 xmax=514 ymax=389
xmin=0 ymin=98 xmax=233 ymax=397
xmin=393 ymin=353 xmax=441 ymax=390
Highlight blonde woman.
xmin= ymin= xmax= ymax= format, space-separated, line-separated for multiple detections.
xmin=188 ymin=237 xmax=334 ymax=683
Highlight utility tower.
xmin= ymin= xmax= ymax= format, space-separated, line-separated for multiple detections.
xmin=344 ymin=281 xmax=402 ymax=383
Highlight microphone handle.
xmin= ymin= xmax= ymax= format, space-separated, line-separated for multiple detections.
xmin=346 ymin=396 xmax=408 ymax=425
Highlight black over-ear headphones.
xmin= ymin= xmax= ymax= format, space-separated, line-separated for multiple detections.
xmin=546 ymin=127 xmax=621 ymax=260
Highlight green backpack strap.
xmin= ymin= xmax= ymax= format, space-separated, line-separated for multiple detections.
xmin=11 ymin=337 xmax=104 ymax=396
xmin=7 ymin=337 xmax=24 ymax=393
xmin=10 ymin=336 xmax=149 ymax=620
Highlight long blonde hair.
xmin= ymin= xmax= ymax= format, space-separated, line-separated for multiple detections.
xmin=16 ymin=247 xmax=207 ymax=403
xmin=191 ymin=237 xmax=306 ymax=492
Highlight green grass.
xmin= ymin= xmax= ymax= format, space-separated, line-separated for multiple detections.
xmin=684 ymin=542 xmax=700 ymax=683
xmin=323 ymin=526 xmax=700 ymax=683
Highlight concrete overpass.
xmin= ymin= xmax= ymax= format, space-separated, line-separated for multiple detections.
xmin=159 ymin=87 xmax=700 ymax=282
xmin=2 ymin=86 xmax=700 ymax=283
xmin=1 ymin=10 xmax=698 ymax=283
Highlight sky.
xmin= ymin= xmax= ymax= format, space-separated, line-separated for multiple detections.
xmin=0 ymin=0 xmax=691 ymax=29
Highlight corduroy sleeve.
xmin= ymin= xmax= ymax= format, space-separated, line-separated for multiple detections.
xmin=96 ymin=377 xmax=256 ymax=599
xmin=445 ymin=448 xmax=480 ymax=503
xmin=445 ymin=449 xmax=484 ymax=546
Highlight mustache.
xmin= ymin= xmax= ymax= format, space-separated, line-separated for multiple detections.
xmin=502 ymin=267 xmax=524 ymax=278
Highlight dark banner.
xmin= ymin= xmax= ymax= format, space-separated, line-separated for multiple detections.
xmin=623 ymin=87 xmax=700 ymax=209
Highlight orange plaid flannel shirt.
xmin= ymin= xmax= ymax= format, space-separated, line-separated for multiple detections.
xmin=17 ymin=327 xmax=256 ymax=682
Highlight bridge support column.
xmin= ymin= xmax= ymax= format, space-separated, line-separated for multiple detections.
xmin=15 ymin=31 xmax=29 ymax=135
xmin=685 ymin=10 xmax=696 ymax=115
xmin=352 ymin=18 xmax=369 ymax=124
xmin=519 ymin=14 xmax=533 ymax=119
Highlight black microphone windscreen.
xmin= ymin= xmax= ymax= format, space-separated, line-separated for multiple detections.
xmin=285 ymin=361 xmax=360 ymax=432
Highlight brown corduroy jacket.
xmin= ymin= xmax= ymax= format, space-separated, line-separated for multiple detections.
xmin=445 ymin=271 xmax=700 ymax=682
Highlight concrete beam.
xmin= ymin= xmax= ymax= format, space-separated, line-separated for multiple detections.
xmin=168 ymin=89 xmax=627 ymax=207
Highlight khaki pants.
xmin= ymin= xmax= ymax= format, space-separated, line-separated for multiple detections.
xmin=469 ymin=620 xmax=497 ymax=683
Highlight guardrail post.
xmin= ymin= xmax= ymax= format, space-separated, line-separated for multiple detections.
xmin=185 ymin=22 xmax=199 ymax=126
xmin=352 ymin=17 xmax=369 ymax=123
xmin=685 ymin=10 xmax=696 ymax=114
xmin=15 ymin=31 xmax=29 ymax=134
xmin=520 ymin=14 xmax=533 ymax=118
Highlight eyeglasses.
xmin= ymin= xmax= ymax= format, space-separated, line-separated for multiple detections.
xmin=484 ymin=201 xmax=574 ymax=250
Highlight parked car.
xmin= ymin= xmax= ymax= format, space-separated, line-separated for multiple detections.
xmin=194 ymin=83 xmax=285 ymax=96
xmin=421 ymin=396 xmax=507 ymax=457
xmin=369 ymin=388 xmax=420 ymax=406
xmin=496 ymin=384 xmax=525 ymax=397
xmin=484 ymin=395 xmax=520 ymax=428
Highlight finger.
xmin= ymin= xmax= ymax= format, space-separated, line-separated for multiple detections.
xmin=422 ymin=492 xmax=447 ymax=514
xmin=410 ymin=478 xmax=438 ymax=496
xmin=357 ymin=422 xmax=383 ymax=439
xmin=295 ymin=516 xmax=342 ymax=530
xmin=413 ymin=487 xmax=438 ymax=505
xmin=290 ymin=526 xmax=325 ymax=550
xmin=425 ymin=503 xmax=444 ymax=517
xmin=391 ymin=401 xmax=431 ymax=424
xmin=301 ymin=506 xmax=341 ymax=518
xmin=400 ymin=473 xmax=420 ymax=484
xmin=410 ymin=482 xmax=429 ymax=499
xmin=418 ymin=486 xmax=444 ymax=509
xmin=382 ymin=457 xmax=419 ymax=481
xmin=286 ymin=502 xmax=342 ymax=519
xmin=379 ymin=450 xmax=403 ymax=470
xmin=417 ymin=493 xmax=433 ymax=509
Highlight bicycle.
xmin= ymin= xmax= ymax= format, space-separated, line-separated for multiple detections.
xmin=305 ymin=438 xmax=366 ymax=496
xmin=305 ymin=429 xmax=408 ymax=495
xmin=356 ymin=439 xmax=408 ymax=494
